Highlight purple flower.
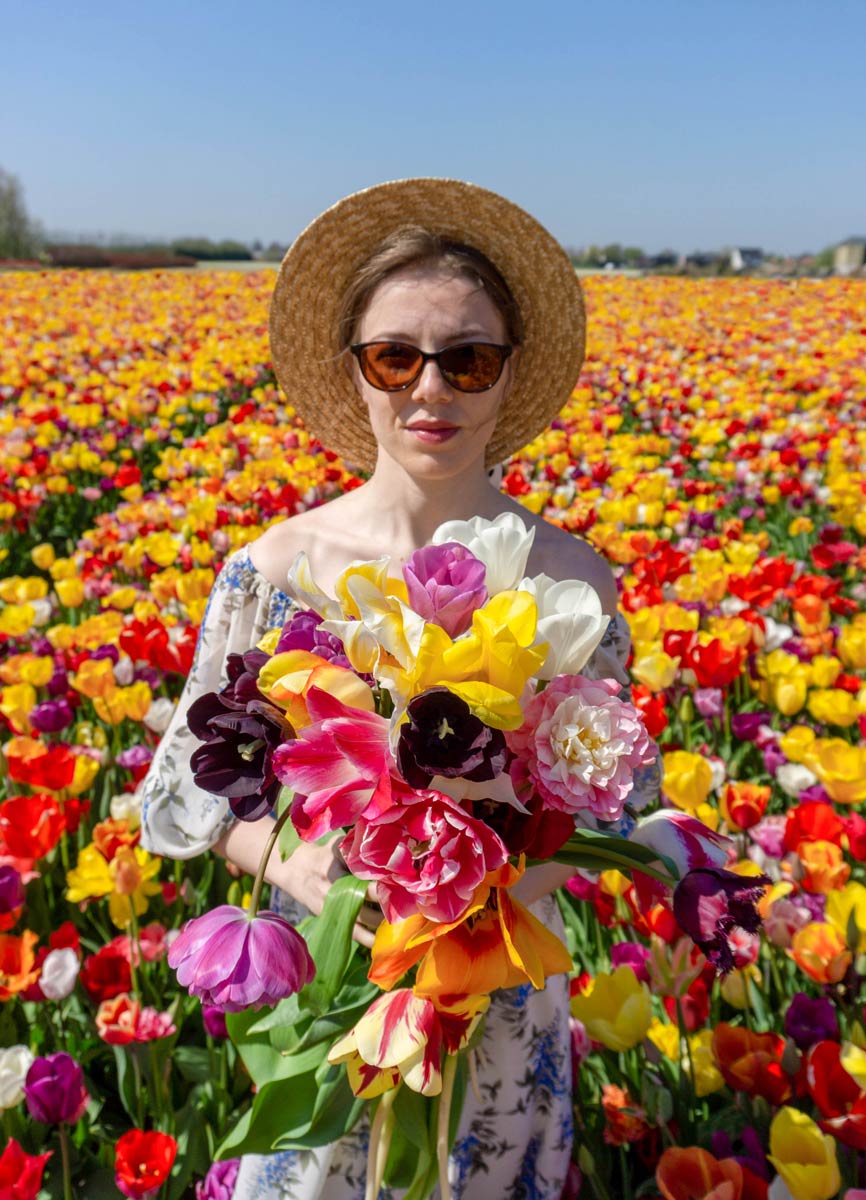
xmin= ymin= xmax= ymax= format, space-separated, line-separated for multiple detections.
xmin=672 ymin=867 xmax=769 ymax=975
xmin=0 ymin=866 xmax=24 ymax=913
xmin=396 ymin=687 xmax=506 ymax=788
xmin=628 ymin=809 xmax=731 ymax=877
xmin=202 ymin=1004 xmax=229 ymax=1039
xmin=23 ymin=1053 xmax=89 ymax=1124
xmin=762 ymin=743 xmax=787 ymax=775
xmin=710 ymin=1128 xmax=770 ymax=1181
xmin=116 ymin=744 xmax=154 ymax=770
xmin=91 ymin=643 xmax=120 ymax=665
xmin=188 ymin=653 xmax=294 ymax=821
xmin=749 ymin=814 xmax=787 ymax=858
xmin=610 ymin=941 xmax=650 ymax=984
xmin=29 ymin=699 xmax=74 ymax=733
xmin=196 ymin=1159 xmax=240 ymax=1200
xmin=784 ymin=992 xmax=838 ymax=1051
xmin=693 ymin=687 xmax=724 ymax=719
xmin=730 ymin=711 xmax=771 ymax=741
xmin=799 ymin=784 xmax=830 ymax=804
xmin=275 ymin=609 xmax=352 ymax=669
xmin=46 ymin=666 xmax=70 ymax=696
xmin=402 ymin=542 xmax=488 ymax=638
xmin=168 ymin=905 xmax=315 ymax=1012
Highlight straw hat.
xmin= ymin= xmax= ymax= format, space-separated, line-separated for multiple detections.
xmin=268 ymin=177 xmax=586 ymax=472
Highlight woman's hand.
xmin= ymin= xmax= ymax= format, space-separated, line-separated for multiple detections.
xmin=275 ymin=836 xmax=383 ymax=948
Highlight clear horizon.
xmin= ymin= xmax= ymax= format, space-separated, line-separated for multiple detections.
xmin=5 ymin=0 xmax=865 ymax=257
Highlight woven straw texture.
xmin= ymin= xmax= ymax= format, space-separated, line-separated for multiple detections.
xmin=268 ymin=178 xmax=586 ymax=472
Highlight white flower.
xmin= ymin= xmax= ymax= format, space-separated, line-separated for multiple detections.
xmin=431 ymin=513 xmax=535 ymax=594
xmin=775 ymin=762 xmax=819 ymax=798
xmin=113 ymin=654 xmax=135 ymax=686
xmin=30 ymin=598 xmax=53 ymax=627
xmin=764 ymin=618 xmax=794 ymax=652
xmin=0 ymin=1045 xmax=34 ymax=1109
xmin=285 ymin=551 xmax=343 ymax=620
xmin=143 ymin=697 xmax=176 ymax=735
xmin=110 ymin=791 xmax=142 ymax=828
xmin=708 ymin=756 xmax=727 ymax=792
xmin=39 ymin=948 xmax=80 ymax=1001
xmin=518 ymin=573 xmax=607 ymax=679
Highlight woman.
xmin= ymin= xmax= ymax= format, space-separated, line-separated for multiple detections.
xmin=141 ymin=178 xmax=652 ymax=1199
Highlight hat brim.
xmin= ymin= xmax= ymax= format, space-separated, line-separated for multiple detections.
xmin=268 ymin=177 xmax=585 ymax=472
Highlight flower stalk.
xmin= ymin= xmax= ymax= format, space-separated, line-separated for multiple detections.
xmin=248 ymin=804 xmax=294 ymax=917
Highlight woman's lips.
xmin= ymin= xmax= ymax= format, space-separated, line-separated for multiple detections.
xmin=405 ymin=424 xmax=460 ymax=444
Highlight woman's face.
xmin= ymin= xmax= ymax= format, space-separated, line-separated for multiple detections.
xmin=351 ymin=265 xmax=516 ymax=478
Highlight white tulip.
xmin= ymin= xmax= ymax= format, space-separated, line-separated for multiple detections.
xmin=113 ymin=654 xmax=135 ymax=686
xmin=39 ymin=948 xmax=80 ymax=1001
xmin=143 ymin=697 xmax=176 ymax=735
xmin=518 ymin=574 xmax=607 ymax=679
xmin=775 ymin=762 xmax=819 ymax=798
xmin=0 ymin=1045 xmax=34 ymax=1109
xmin=764 ymin=617 xmax=794 ymax=652
xmin=110 ymin=791 xmax=142 ymax=827
xmin=431 ymin=513 xmax=535 ymax=594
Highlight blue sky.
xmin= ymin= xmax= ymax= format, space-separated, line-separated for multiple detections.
xmin=4 ymin=0 xmax=864 ymax=253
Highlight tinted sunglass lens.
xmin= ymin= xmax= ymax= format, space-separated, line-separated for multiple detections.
xmin=440 ymin=343 xmax=504 ymax=391
xmin=361 ymin=343 xmax=422 ymax=389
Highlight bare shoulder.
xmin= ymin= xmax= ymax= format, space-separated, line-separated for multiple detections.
xmin=245 ymin=508 xmax=328 ymax=591
xmin=528 ymin=519 xmax=619 ymax=618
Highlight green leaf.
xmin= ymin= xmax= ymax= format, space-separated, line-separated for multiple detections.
xmin=226 ymin=1006 xmax=326 ymax=1085
xmin=548 ymin=828 xmax=678 ymax=881
xmin=298 ymin=873 xmax=369 ymax=1015
xmin=111 ymin=1046 xmax=140 ymax=1123
xmin=172 ymin=1044 xmax=212 ymax=1083
xmin=275 ymin=1065 xmax=366 ymax=1149
xmin=216 ymin=1071 xmax=321 ymax=1156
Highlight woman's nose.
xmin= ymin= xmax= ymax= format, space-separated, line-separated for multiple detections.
xmin=410 ymin=358 xmax=455 ymax=403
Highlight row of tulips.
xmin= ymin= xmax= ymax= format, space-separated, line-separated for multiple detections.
xmin=0 ymin=269 xmax=863 ymax=1197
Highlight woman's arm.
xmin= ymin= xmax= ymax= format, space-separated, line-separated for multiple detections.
xmin=212 ymin=818 xmax=381 ymax=948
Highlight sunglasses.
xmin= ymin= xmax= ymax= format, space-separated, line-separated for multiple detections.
xmin=349 ymin=340 xmax=513 ymax=393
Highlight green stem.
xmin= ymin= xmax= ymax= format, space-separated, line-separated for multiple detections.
xmin=59 ymin=1123 xmax=73 ymax=1200
xmin=553 ymin=846 xmax=675 ymax=887
xmin=249 ymin=806 xmax=294 ymax=917
xmin=437 ymin=1055 xmax=458 ymax=1200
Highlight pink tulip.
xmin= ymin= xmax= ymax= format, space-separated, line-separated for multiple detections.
xmin=402 ymin=542 xmax=488 ymax=638
xmin=341 ymin=788 xmax=509 ymax=924
xmin=627 ymin=809 xmax=731 ymax=878
xmin=168 ymin=905 xmax=315 ymax=1012
xmin=272 ymin=688 xmax=394 ymax=840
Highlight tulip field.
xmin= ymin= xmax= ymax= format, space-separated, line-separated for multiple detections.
xmin=1 ymin=266 xmax=866 ymax=1199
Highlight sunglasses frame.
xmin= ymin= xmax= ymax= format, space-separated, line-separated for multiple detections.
xmin=348 ymin=340 xmax=513 ymax=393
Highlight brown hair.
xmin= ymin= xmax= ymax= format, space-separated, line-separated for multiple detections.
xmin=337 ymin=225 xmax=524 ymax=350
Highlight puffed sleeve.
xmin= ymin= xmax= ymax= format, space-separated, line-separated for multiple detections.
xmin=581 ymin=610 xmax=663 ymax=816
xmin=138 ymin=548 xmax=295 ymax=860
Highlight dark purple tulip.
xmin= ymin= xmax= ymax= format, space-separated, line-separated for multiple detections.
xmin=202 ymin=1004 xmax=229 ymax=1039
xmin=0 ymin=866 xmax=24 ymax=913
xmin=396 ymin=687 xmax=506 ymax=789
xmin=196 ymin=1159 xmax=240 ymax=1200
xmin=710 ymin=1128 xmax=771 ymax=1181
xmin=188 ymin=674 xmax=294 ymax=822
xmin=134 ymin=665 xmax=161 ymax=690
xmin=116 ymin=744 xmax=154 ymax=770
xmin=800 ymin=892 xmax=826 ymax=923
xmin=784 ymin=992 xmax=838 ymax=1051
xmin=24 ymin=1053 xmax=89 ymax=1124
xmin=672 ymin=867 xmax=769 ymax=975
xmin=610 ymin=941 xmax=650 ymax=984
xmin=275 ymin=609 xmax=352 ymax=669
xmin=29 ymin=699 xmax=74 ymax=733
xmin=30 ymin=636 xmax=53 ymax=656
xmin=799 ymin=784 xmax=830 ymax=804
xmin=46 ymin=666 xmax=70 ymax=696
xmin=402 ymin=542 xmax=488 ymax=638
xmin=91 ymin=643 xmax=120 ymax=665
xmin=730 ymin=711 xmax=770 ymax=741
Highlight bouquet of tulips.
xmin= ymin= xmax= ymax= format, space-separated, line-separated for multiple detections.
xmin=168 ymin=513 xmax=768 ymax=1198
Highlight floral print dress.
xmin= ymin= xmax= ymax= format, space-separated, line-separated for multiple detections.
xmin=140 ymin=546 xmax=659 ymax=1200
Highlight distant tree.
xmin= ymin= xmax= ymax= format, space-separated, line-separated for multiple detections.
xmin=170 ymin=236 xmax=251 ymax=261
xmin=622 ymin=246 xmax=644 ymax=266
xmin=813 ymin=245 xmax=835 ymax=271
xmin=0 ymin=168 xmax=43 ymax=259
xmin=602 ymin=243 xmax=624 ymax=266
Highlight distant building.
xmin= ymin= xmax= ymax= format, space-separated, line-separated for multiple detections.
xmin=645 ymin=252 xmax=678 ymax=269
xmin=729 ymin=247 xmax=764 ymax=272
xmin=684 ymin=251 xmax=722 ymax=271
xmin=834 ymin=238 xmax=866 ymax=275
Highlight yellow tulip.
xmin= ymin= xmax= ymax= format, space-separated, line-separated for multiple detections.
xmin=0 ymin=604 xmax=35 ymax=637
xmin=101 ymin=586 xmax=138 ymax=611
xmin=825 ymin=882 xmax=866 ymax=953
xmin=838 ymin=620 xmax=866 ymax=670
xmin=810 ymin=655 xmax=842 ymax=688
xmin=30 ymin=543 xmax=56 ymax=570
xmin=70 ymin=658 xmax=116 ymax=699
xmin=768 ymin=1107 xmax=840 ymax=1200
xmin=0 ymin=684 xmax=36 ymax=735
xmin=569 ymin=966 xmax=652 ymax=1052
xmin=631 ymin=650 xmax=679 ymax=692
xmin=808 ymin=688 xmax=860 ymax=727
xmin=779 ymin=725 xmax=816 ymax=763
xmin=804 ymin=738 xmax=866 ymax=805
xmin=687 ymin=1030 xmax=725 ymax=1097
xmin=661 ymin=751 xmax=713 ymax=812
xmin=55 ymin=577 xmax=85 ymax=608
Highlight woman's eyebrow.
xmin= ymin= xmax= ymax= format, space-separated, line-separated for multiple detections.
xmin=364 ymin=327 xmax=496 ymax=343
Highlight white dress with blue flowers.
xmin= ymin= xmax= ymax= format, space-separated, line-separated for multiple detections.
xmin=140 ymin=546 xmax=657 ymax=1200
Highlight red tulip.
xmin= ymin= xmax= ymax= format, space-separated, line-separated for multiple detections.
xmin=114 ymin=1130 xmax=177 ymax=1199
xmin=712 ymin=1023 xmax=792 ymax=1105
xmin=806 ymin=1041 xmax=866 ymax=1149
xmin=0 ymin=1137 xmax=52 ymax=1200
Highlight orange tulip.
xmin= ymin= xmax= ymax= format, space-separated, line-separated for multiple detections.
xmin=0 ymin=930 xmax=40 ymax=1000
xmin=711 ymin=1022 xmax=791 ymax=1105
xmin=719 ymin=782 xmax=770 ymax=832
xmin=369 ymin=861 xmax=571 ymax=998
xmin=790 ymin=922 xmax=852 ymax=984
xmin=799 ymin=840 xmax=851 ymax=894
xmin=656 ymin=1147 xmax=743 ymax=1200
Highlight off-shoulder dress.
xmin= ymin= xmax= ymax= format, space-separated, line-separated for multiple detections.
xmin=140 ymin=545 xmax=659 ymax=1200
